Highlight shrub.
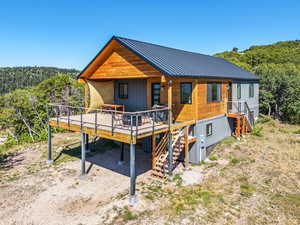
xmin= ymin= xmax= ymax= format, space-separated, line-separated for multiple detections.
xmin=252 ymin=126 xmax=263 ymax=137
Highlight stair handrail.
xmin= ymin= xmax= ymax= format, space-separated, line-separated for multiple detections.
xmin=244 ymin=101 xmax=254 ymax=127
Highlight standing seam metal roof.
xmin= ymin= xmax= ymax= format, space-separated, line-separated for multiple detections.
xmin=78 ymin=36 xmax=259 ymax=80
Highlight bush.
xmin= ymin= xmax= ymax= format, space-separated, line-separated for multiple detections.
xmin=252 ymin=126 xmax=263 ymax=137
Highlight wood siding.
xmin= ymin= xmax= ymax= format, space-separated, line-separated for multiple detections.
xmin=87 ymin=41 xmax=162 ymax=80
xmin=147 ymin=78 xmax=229 ymax=122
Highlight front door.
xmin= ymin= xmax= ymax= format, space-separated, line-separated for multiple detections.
xmin=151 ymin=83 xmax=161 ymax=106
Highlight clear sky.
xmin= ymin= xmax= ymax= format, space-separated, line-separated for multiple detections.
xmin=0 ymin=0 xmax=299 ymax=70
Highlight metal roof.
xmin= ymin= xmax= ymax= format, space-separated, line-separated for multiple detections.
xmin=78 ymin=36 xmax=259 ymax=80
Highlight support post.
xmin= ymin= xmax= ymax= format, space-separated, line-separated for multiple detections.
xmin=80 ymin=131 xmax=86 ymax=178
xmin=152 ymin=134 xmax=156 ymax=169
xmin=184 ymin=126 xmax=189 ymax=167
xmin=129 ymin=141 xmax=137 ymax=204
xmin=167 ymin=80 xmax=173 ymax=176
xmin=118 ymin=142 xmax=125 ymax=165
xmin=85 ymin=133 xmax=90 ymax=153
xmin=47 ymin=123 xmax=53 ymax=164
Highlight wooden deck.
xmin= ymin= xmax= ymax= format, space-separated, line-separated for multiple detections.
xmin=49 ymin=112 xmax=195 ymax=144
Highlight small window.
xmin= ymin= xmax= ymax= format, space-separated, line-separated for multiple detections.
xmin=206 ymin=123 xmax=213 ymax=137
xmin=180 ymin=83 xmax=192 ymax=104
xmin=237 ymin=83 xmax=241 ymax=99
xmin=249 ymin=83 xmax=254 ymax=98
xmin=119 ymin=83 xmax=128 ymax=99
xmin=207 ymin=82 xmax=222 ymax=103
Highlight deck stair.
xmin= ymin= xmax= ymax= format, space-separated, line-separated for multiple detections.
xmin=228 ymin=113 xmax=253 ymax=137
xmin=151 ymin=128 xmax=185 ymax=179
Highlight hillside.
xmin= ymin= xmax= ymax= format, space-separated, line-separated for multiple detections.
xmin=215 ymin=40 xmax=300 ymax=124
xmin=214 ymin=40 xmax=300 ymax=70
xmin=0 ymin=66 xmax=79 ymax=95
xmin=0 ymin=119 xmax=299 ymax=224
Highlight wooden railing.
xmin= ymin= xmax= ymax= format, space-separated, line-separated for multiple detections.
xmin=227 ymin=100 xmax=254 ymax=128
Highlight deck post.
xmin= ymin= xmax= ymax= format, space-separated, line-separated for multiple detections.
xmin=168 ymin=80 xmax=173 ymax=176
xmin=184 ymin=126 xmax=189 ymax=167
xmin=47 ymin=123 xmax=53 ymax=164
xmin=85 ymin=133 xmax=90 ymax=153
xmin=129 ymin=141 xmax=137 ymax=204
xmin=80 ymin=129 xmax=86 ymax=178
xmin=118 ymin=142 xmax=125 ymax=165
xmin=168 ymin=110 xmax=173 ymax=177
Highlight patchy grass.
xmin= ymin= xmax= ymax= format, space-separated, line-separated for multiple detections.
xmin=220 ymin=137 xmax=236 ymax=146
xmin=172 ymin=173 xmax=183 ymax=186
xmin=294 ymin=129 xmax=300 ymax=134
xmin=208 ymin=155 xmax=218 ymax=161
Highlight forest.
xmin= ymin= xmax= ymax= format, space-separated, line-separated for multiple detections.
xmin=215 ymin=40 xmax=300 ymax=124
xmin=0 ymin=66 xmax=78 ymax=95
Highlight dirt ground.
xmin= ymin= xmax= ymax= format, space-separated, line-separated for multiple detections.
xmin=0 ymin=119 xmax=300 ymax=225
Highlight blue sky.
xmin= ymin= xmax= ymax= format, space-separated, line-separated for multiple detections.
xmin=0 ymin=0 xmax=299 ymax=70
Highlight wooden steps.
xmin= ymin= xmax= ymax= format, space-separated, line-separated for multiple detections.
xmin=151 ymin=128 xmax=185 ymax=179
xmin=228 ymin=113 xmax=252 ymax=137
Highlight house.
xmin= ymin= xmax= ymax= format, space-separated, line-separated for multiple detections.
xmin=47 ymin=36 xmax=259 ymax=203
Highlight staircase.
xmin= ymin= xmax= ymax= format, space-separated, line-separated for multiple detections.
xmin=228 ymin=101 xmax=254 ymax=138
xmin=230 ymin=114 xmax=252 ymax=137
xmin=151 ymin=128 xmax=185 ymax=179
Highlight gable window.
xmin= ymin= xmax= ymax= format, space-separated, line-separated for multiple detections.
xmin=180 ymin=83 xmax=192 ymax=104
xmin=206 ymin=123 xmax=213 ymax=137
xmin=119 ymin=83 xmax=128 ymax=99
xmin=249 ymin=83 xmax=254 ymax=98
xmin=152 ymin=83 xmax=161 ymax=106
xmin=237 ymin=83 xmax=241 ymax=99
xmin=207 ymin=82 xmax=222 ymax=103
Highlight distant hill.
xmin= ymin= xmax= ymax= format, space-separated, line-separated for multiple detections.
xmin=0 ymin=66 xmax=79 ymax=95
xmin=214 ymin=40 xmax=300 ymax=71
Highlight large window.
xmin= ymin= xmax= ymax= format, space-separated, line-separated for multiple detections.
xmin=237 ymin=83 xmax=241 ymax=99
xmin=180 ymin=83 xmax=192 ymax=104
xmin=152 ymin=83 xmax=161 ymax=106
xmin=207 ymin=82 xmax=222 ymax=103
xmin=249 ymin=83 xmax=254 ymax=98
xmin=119 ymin=83 xmax=128 ymax=99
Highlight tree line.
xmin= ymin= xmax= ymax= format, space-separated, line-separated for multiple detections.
xmin=0 ymin=66 xmax=79 ymax=95
xmin=215 ymin=40 xmax=300 ymax=124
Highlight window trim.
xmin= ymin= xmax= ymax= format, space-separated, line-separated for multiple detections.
xmin=206 ymin=123 xmax=213 ymax=137
xmin=207 ymin=82 xmax=222 ymax=103
xmin=249 ymin=83 xmax=254 ymax=98
xmin=118 ymin=83 xmax=128 ymax=99
xmin=180 ymin=82 xmax=192 ymax=104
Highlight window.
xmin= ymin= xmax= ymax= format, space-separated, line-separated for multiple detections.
xmin=206 ymin=123 xmax=213 ymax=137
xmin=207 ymin=82 xmax=222 ymax=103
xmin=119 ymin=83 xmax=128 ymax=99
xmin=249 ymin=83 xmax=254 ymax=98
xmin=152 ymin=83 xmax=161 ymax=105
xmin=180 ymin=83 xmax=192 ymax=104
xmin=237 ymin=83 xmax=241 ymax=99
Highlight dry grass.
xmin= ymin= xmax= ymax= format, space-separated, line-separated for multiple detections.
xmin=0 ymin=119 xmax=299 ymax=225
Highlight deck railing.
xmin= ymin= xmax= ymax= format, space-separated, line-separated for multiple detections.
xmin=47 ymin=103 xmax=170 ymax=138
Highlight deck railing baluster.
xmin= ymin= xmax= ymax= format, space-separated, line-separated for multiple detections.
xmin=135 ymin=114 xmax=139 ymax=138
xmin=80 ymin=108 xmax=83 ymax=132
xmin=68 ymin=106 xmax=70 ymax=127
xmin=56 ymin=106 xmax=59 ymax=126
xmin=111 ymin=112 xmax=114 ymax=135
xmin=95 ymin=110 xmax=97 ymax=134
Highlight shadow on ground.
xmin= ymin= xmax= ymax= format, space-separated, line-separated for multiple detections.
xmin=54 ymin=138 xmax=152 ymax=177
